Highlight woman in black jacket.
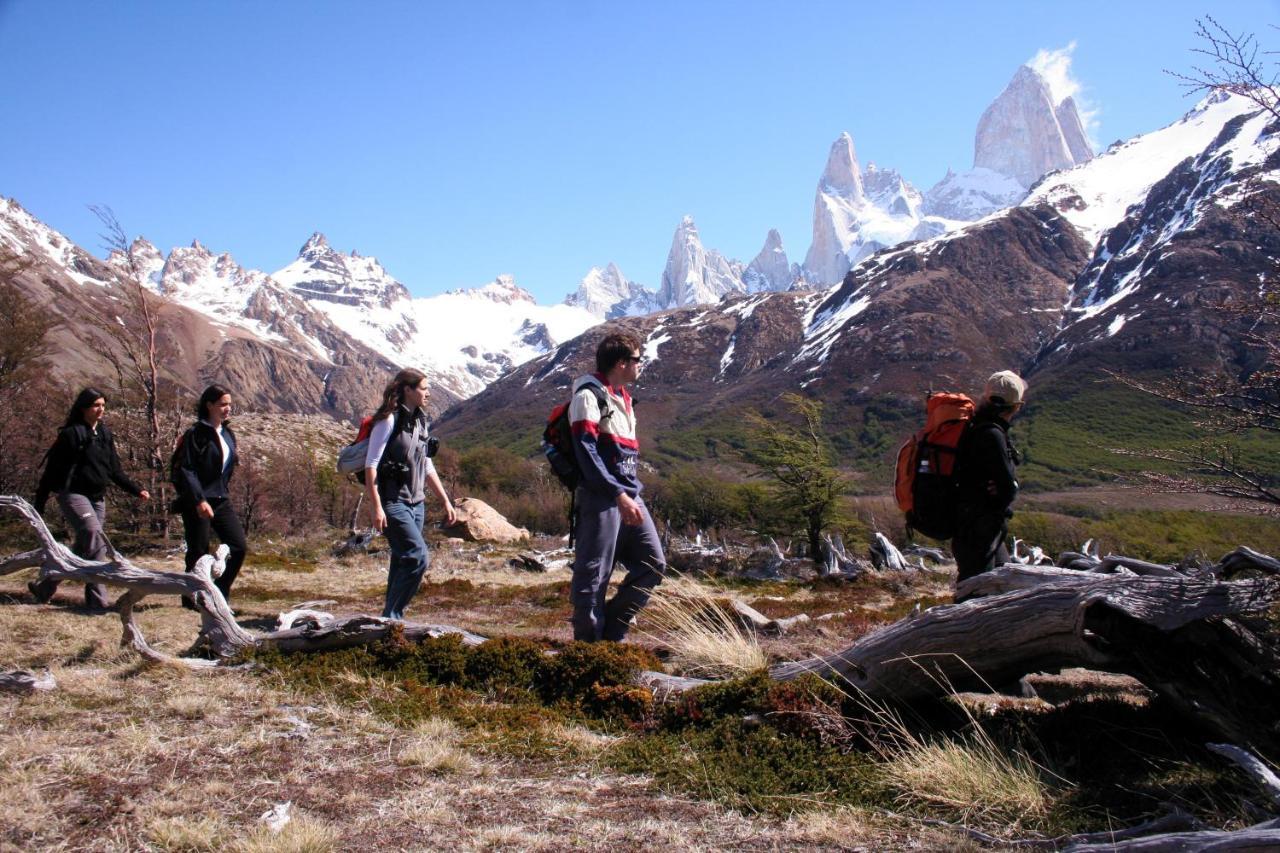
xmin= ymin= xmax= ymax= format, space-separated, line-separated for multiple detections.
xmin=175 ymin=384 xmax=247 ymax=606
xmin=32 ymin=387 xmax=151 ymax=610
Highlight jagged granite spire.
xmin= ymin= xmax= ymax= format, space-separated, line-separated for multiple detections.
xmin=658 ymin=216 xmax=745 ymax=308
xmin=974 ymin=65 xmax=1093 ymax=188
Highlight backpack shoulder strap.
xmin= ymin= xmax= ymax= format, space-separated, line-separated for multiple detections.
xmin=588 ymin=384 xmax=613 ymax=421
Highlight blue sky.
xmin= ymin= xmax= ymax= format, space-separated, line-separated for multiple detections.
xmin=1 ymin=1 xmax=1276 ymax=303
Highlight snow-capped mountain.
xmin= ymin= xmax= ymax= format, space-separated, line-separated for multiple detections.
xmin=1 ymin=197 xmax=396 ymax=420
xmin=657 ymin=216 xmax=748 ymax=308
xmin=742 ymin=229 xmax=796 ymax=293
xmin=564 ymin=263 xmax=658 ymax=319
xmin=924 ymin=65 xmax=1094 ymax=221
xmin=443 ymin=92 xmax=1278 ymax=479
xmin=922 ymin=167 xmax=1027 ymax=222
xmin=801 ymin=133 xmax=955 ymax=286
xmin=110 ymin=229 xmax=600 ymax=402
xmin=270 ymin=240 xmax=598 ymax=398
xmin=974 ymin=65 xmax=1094 ymax=187
xmin=275 ymin=232 xmax=410 ymax=309
xmin=1031 ymin=91 xmax=1276 ymax=359
xmin=562 ymin=217 xmax=798 ymax=318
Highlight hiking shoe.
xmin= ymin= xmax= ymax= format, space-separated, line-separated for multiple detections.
xmin=27 ymin=581 xmax=51 ymax=604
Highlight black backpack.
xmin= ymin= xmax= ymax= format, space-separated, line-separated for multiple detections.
xmin=541 ymin=384 xmax=610 ymax=491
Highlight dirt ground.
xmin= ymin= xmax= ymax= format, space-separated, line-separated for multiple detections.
xmin=0 ymin=541 xmax=977 ymax=852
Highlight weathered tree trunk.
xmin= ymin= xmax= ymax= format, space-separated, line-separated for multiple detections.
xmin=0 ymin=669 xmax=56 ymax=694
xmin=0 ymin=496 xmax=255 ymax=664
xmin=1 ymin=495 xmax=486 ymax=665
xmin=768 ymin=565 xmax=1280 ymax=755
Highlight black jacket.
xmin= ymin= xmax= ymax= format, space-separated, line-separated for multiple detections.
xmin=175 ymin=421 xmax=238 ymax=507
xmin=35 ymin=423 xmax=143 ymax=512
xmin=954 ymin=407 xmax=1020 ymax=518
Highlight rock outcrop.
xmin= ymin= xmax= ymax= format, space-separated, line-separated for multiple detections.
xmin=445 ymin=498 xmax=529 ymax=544
xmin=973 ymin=65 xmax=1093 ymax=189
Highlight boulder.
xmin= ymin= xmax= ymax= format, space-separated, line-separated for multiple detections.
xmin=444 ymin=498 xmax=528 ymax=545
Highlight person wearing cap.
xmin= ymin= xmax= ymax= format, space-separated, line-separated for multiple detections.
xmin=951 ymin=370 xmax=1027 ymax=589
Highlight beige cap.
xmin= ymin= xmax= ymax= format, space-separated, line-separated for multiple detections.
xmin=984 ymin=370 xmax=1027 ymax=406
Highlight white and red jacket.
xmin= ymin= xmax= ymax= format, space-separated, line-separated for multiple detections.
xmin=570 ymin=373 xmax=641 ymax=498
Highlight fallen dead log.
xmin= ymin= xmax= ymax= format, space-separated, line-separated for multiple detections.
xmin=765 ymin=564 xmax=1280 ymax=754
xmin=729 ymin=599 xmax=811 ymax=636
xmin=1063 ymin=816 xmax=1280 ymax=851
xmin=869 ymin=532 xmax=912 ymax=571
xmin=1217 ymin=546 xmax=1280 ymax=578
xmin=915 ymin=807 xmax=1206 ymax=849
xmin=0 ymin=495 xmax=487 ymax=666
xmin=1207 ymin=743 xmax=1280 ymax=808
xmin=257 ymin=616 xmax=487 ymax=653
xmin=0 ymin=495 xmax=254 ymax=665
xmin=0 ymin=669 xmax=57 ymax=694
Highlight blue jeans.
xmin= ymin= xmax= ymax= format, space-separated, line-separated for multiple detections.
xmin=383 ymin=500 xmax=429 ymax=620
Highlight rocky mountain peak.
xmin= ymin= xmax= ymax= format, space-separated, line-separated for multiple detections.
xmin=743 ymin=229 xmax=794 ymax=294
xmin=974 ymin=65 xmax=1093 ymax=188
xmin=474 ymin=274 xmax=536 ymax=305
xmin=819 ymin=132 xmax=865 ymax=201
xmin=863 ymin=163 xmax=922 ymax=218
xmin=300 ymin=232 xmax=330 ymax=259
xmin=803 ymin=134 xmax=943 ymax=286
xmin=658 ymin=216 xmax=746 ymax=308
xmin=565 ymin=263 xmax=656 ymax=319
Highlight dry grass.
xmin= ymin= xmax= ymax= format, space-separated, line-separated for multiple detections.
xmin=395 ymin=717 xmax=477 ymax=773
xmin=880 ymin=732 xmax=1053 ymax=825
xmin=146 ymin=815 xmax=229 ymax=852
xmin=232 ymin=814 xmax=341 ymax=853
xmin=843 ymin=673 xmax=1059 ymax=830
xmin=0 ymin=538 xmax=963 ymax=850
xmin=634 ymin=572 xmax=768 ymax=677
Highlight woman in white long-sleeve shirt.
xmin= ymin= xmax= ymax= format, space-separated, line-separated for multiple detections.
xmin=363 ymin=368 xmax=457 ymax=620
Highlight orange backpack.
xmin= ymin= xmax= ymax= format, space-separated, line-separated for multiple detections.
xmin=894 ymin=392 xmax=975 ymax=540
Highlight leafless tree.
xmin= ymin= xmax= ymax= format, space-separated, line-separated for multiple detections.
xmin=0 ymin=246 xmax=61 ymax=495
xmin=88 ymin=206 xmax=183 ymax=535
xmin=1114 ymin=18 xmax=1280 ymax=513
xmin=1167 ymin=15 xmax=1280 ymax=124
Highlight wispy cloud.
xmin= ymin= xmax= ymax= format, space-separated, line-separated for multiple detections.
xmin=1029 ymin=42 xmax=1100 ymax=148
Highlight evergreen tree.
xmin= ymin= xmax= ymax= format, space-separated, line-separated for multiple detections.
xmin=743 ymin=393 xmax=847 ymax=563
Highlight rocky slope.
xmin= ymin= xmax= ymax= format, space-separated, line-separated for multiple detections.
xmin=0 ymin=199 xmax=397 ymax=420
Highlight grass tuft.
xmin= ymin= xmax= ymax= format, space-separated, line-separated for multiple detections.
xmin=231 ymin=815 xmax=341 ymax=853
xmin=636 ymin=573 xmax=768 ymax=678
xmin=880 ymin=732 xmax=1053 ymax=825
xmin=146 ymin=815 xmax=229 ymax=853
xmin=395 ymin=717 xmax=476 ymax=774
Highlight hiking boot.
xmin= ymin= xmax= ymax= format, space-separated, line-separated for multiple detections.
xmin=27 ymin=580 xmax=51 ymax=604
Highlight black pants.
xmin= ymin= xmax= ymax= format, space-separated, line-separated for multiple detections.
xmin=952 ymin=511 xmax=1009 ymax=586
xmin=182 ymin=497 xmax=247 ymax=600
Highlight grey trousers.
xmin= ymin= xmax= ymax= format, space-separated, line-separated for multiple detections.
xmin=570 ymin=488 xmax=666 ymax=642
xmin=32 ymin=493 xmax=110 ymax=609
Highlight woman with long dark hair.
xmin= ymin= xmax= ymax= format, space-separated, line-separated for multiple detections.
xmin=174 ymin=384 xmax=247 ymax=607
xmin=363 ymin=368 xmax=456 ymax=620
xmin=32 ymin=387 xmax=151 ymax=610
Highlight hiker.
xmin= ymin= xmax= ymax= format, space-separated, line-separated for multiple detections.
xmin=31 ymin=387 xmax=151 ymax=610
xmin=569 ymin=333 xmax=666 ymax=642
xmin=952 ymin=370 xmax=1026 ymax=588
xmin=175 ymin=384 xmax=247 ymax=608
xmin=362 ymin=368 xmax=456 ymax=621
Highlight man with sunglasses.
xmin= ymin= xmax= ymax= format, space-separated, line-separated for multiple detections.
xmin=568 ymin=332 xmax=666 ymax=642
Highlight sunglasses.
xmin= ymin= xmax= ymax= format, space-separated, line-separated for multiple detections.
xmin=622 ymin=355 xmax=644 ymax=364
